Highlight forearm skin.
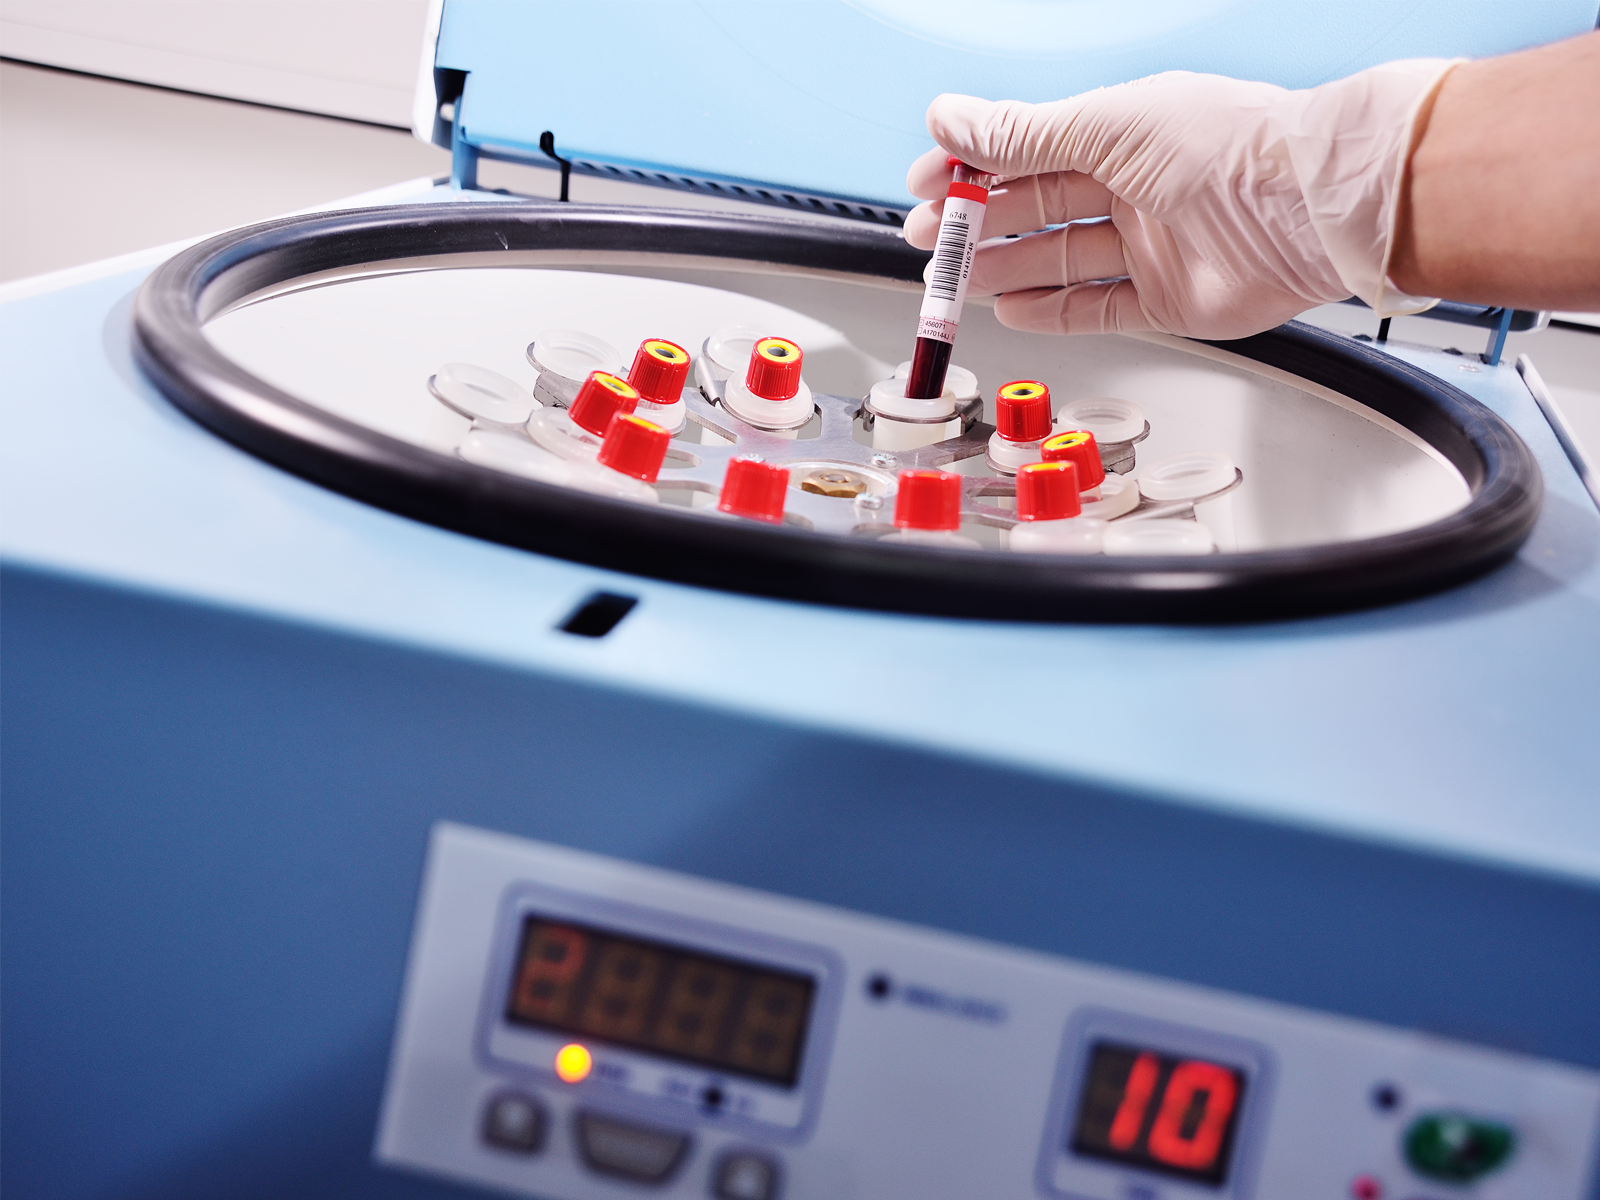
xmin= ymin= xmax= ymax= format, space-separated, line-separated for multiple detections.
xmin=1391 ymin=30 xmax=1600 ymax=310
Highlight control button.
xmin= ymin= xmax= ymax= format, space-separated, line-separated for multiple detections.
xmin=713 ymin=1151 xmax=781 ymax=1200
xmin=1350 ymin=1173 xmax=1383 ymax=1200
xmin=576 ymin=1111 xmax=691 ymax=1184
xmin=1403 ymin=1112 xmax=1515 ymax=1182
xmin=481 ymin=1090 xmax=547 ymax=1154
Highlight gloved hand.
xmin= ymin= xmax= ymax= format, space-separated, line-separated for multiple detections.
xmin=905 ymin=61 xmax=1462 ymax=339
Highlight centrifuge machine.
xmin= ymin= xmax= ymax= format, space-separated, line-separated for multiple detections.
xmin=3 ymin=3 xmax=1599 ymax=1199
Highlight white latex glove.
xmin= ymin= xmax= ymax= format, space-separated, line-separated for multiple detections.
xmin=905 ymin=61 xmax=1462 ymax=339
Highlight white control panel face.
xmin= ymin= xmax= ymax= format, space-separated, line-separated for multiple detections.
xmin=377 ymin=824 xmax=1600 ymax=1200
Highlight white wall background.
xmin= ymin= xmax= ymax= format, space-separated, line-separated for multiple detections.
xmin=0 ymin=0 xmax=428 ymax=126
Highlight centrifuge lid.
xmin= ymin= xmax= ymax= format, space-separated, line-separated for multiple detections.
xmin=421 ymin=0 xmax=1600 ymax=210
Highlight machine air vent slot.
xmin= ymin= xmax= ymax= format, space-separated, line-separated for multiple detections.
xmin=559 ymin=593 xmax=638 ymax=638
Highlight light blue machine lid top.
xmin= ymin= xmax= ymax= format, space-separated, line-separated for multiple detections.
xmin=432 ymin=0 xmax=1599 ymax=208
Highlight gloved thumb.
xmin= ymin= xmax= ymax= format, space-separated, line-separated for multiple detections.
xmin=925 ymin=93 xmax=1085 ymax=180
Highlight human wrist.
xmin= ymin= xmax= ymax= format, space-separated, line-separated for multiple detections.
xmin=1277 ymin=58 xmax=1463 ymax=317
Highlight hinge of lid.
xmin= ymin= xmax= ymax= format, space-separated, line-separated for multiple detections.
xmin=1339 ymin=297 xmax=1548 ymax=366
xmin=450 ymin=106 xmax=479 ymax=191
xmin=1481 ymin=306 xmax=1514 ymax=366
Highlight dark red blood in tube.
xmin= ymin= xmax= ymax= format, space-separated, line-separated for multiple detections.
xmin=905 ymin=337 xmax=953 ymax=400
xmin=905 ymin=160 xmax=993 ymax=400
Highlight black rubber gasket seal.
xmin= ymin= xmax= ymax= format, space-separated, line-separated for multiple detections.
xmin=132 ymin=201 xmax=1542 ymax=624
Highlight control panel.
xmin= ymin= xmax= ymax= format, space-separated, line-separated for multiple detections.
xmin=378 ymin=825 xmax=1600 ymax=1199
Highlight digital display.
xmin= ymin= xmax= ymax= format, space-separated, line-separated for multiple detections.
xmin=504 ymin=915 xmax=816 ymax=1087
xmin=1070 ymin=1041 xmax=1247 ymax=1185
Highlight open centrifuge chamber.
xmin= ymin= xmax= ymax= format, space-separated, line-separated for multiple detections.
xmin=133 ymin=202 xmax=1539 ymax=622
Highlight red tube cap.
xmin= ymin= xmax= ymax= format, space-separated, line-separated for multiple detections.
xmin=1042 ymin=428 xmax=1106 ymax=490
xmin=597 ymin=412 xmax=669 ymax=482
xmin=569 ymin=370 xmax=640 ymax=436
xmin=745 ymin=336 xmax=804 ymax=401
xmin=1015 ymin=460 xmax=1082 ymax=521
xmin=717 ymin=456 xmax=789 ymax=523
xmin=995 ymin=380 xmax=1053 ymax=442
xmin=894 ymin=470 xmax=963 ymax=531
xmin=627 ymin=338 xmax=691 ymax=404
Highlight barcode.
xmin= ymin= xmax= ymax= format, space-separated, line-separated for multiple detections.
xmin=927 ymin=218 xmax=971 ymax=302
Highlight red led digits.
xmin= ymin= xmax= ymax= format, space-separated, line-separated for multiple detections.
xmin=569 ymin=370 xmax=641 ymax=436
xmin=597 ymin=413 xmax=670 ymax=482
xmin=509 ymin=923 xmax=588 ymax=1021
xmin=1069 ymin=1043 xmax=1247 ymax=1185
xmin=1146 ymin=1060 xmax=1240 ymax=1169
xmin=627 ymin=338 xmax=691 ymax=404
xmin=718 ymin=457 xmax=789 ymax=523
xmin=579 ymin=941 xmax=664 ymax=1040
xmin=503 ymin=914 xmax=817 ymax=1088
xmin=1042 ymin=429 xmax=1107 ymax=490
xmin=1108 ymin=1052 xmax=1161 ymax=1151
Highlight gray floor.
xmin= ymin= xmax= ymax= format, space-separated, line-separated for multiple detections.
xmin=2 ymin=59 xmax=1594 ymax=480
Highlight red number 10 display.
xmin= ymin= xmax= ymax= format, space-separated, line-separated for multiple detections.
xmin=1070 ymin=1042 xmax=1247 ymax=1185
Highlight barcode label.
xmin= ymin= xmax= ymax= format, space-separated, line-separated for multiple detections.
xmin=918 ymin=192 xmax=986 ymax=343
xmin=927 ymin=218 xmax=970 ymax=302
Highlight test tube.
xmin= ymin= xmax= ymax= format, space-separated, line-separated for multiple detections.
xmin=906 ymin=158 xmax=996 ymax=400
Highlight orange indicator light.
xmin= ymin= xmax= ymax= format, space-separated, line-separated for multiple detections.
xmin=555 ymin=1042 xmax=593 ymax=1084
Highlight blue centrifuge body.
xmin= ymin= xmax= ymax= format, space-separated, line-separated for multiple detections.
xmin=4 ymin=3 xmax=1599 ymax=1198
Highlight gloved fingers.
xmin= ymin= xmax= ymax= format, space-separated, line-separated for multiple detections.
xmin=977 ymin=173 xmax=1113 ymax=238
xmin=917 ymin=219 xmax=1119 ymax=289
xmin=903 ymin=172 xmax=1112 ymax=251
xmin=993 ymin=279 xmax=1154 ymax=336
xmin=919 ymin=218 xmax=1127 ymax=293
xmin=969 ymin=221 xmax=1128 ymax=295
xmin=903 ymin=200 xmax=942 ymax=251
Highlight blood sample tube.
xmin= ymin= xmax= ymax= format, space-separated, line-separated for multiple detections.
xmin=718 ymin=456 xmax=790 ymax=523
xmin=626 ymin=338 xmax=691 ymax=433
xmin=1041 ymin=429 xmax=1106 ymax=491
xmin=526 ymin=369 xmax=641 ymax=464
xmin=569 ymin=371 xmax=642 ymax=437
xmin=906 ymin=158 xmax=996 ymax=400
xmin=1042 ymin=428 xmax=1140 ymax=519
xmin=987 ymin=380 xmax=1054 ymax=474
xmin=721 ymin=336 xmax=814 ymax=435
xmin=1008 ymin=461 xmax=1106 ymax=555
xmin=881 ymin=469 xmax=981 ymax=548
xmin=560 ymin=412 xmax=670 ymax=504
xmin=596 ymin=413 xmax=670 ymax=482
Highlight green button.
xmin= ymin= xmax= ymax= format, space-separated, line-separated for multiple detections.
xmin=1404 ymin=1112 xmax=1516 ymax=1182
